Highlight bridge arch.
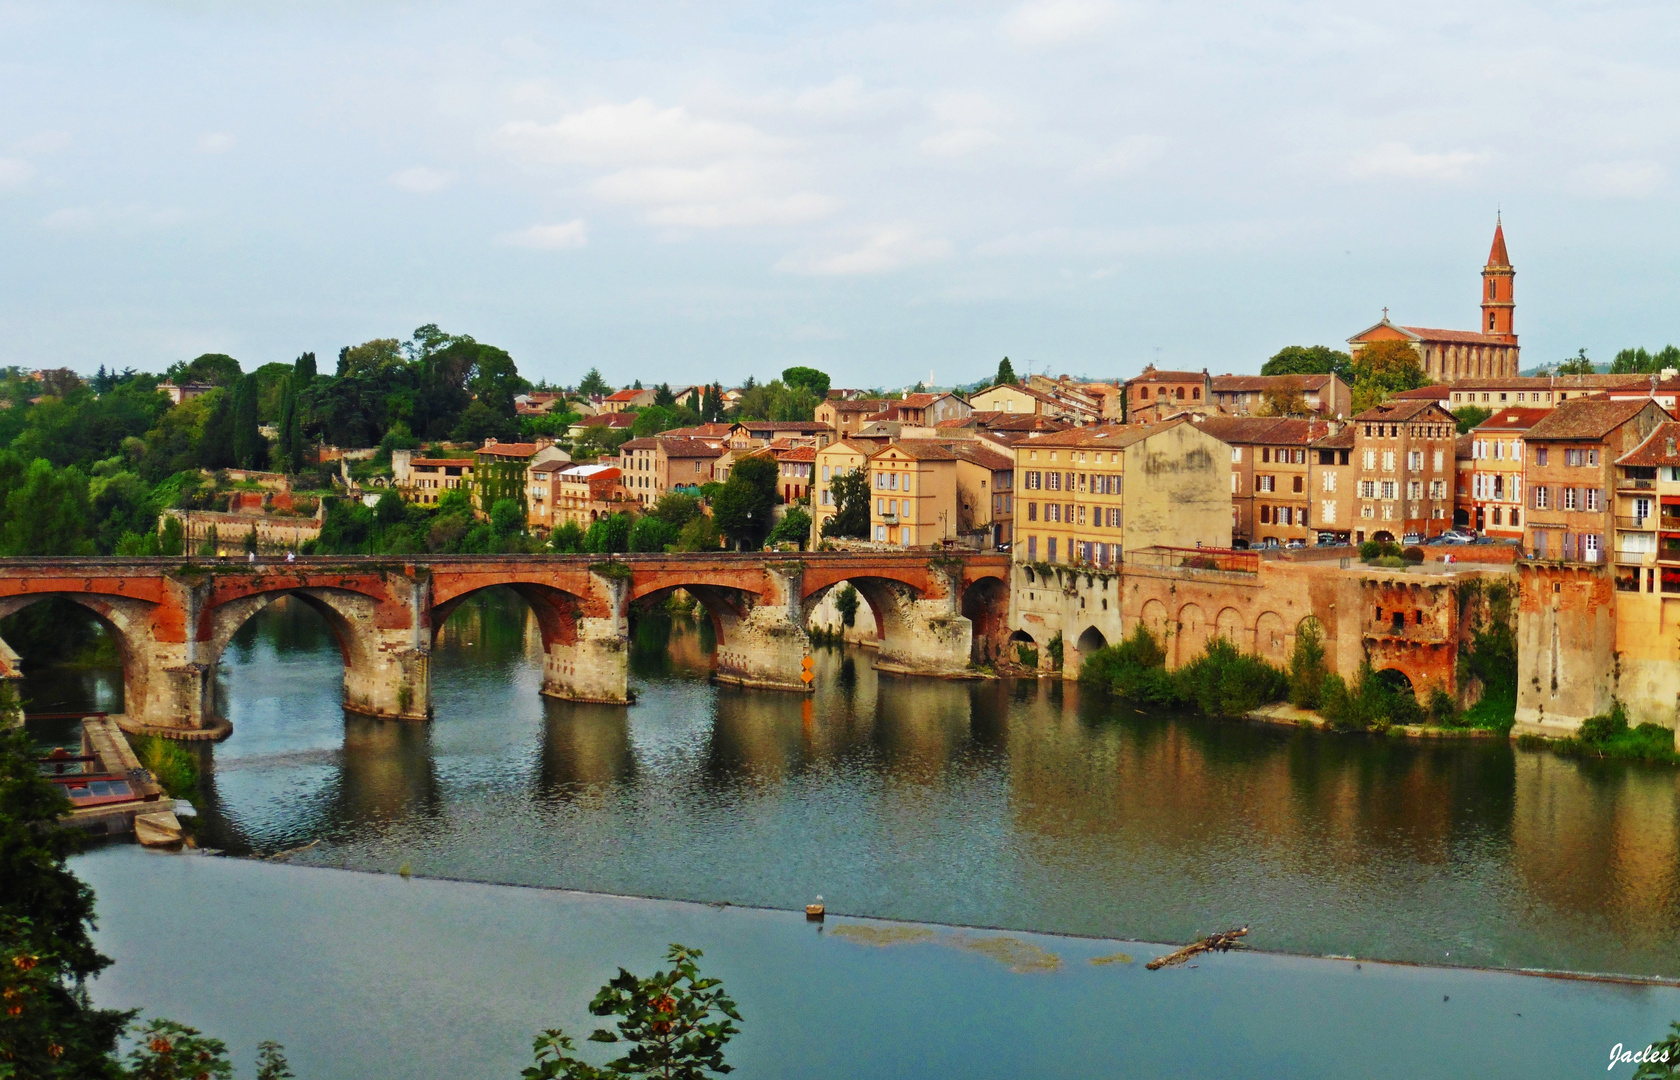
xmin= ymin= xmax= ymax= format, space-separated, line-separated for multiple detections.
xmin=204 ymin=586 xmax=395 ymax=721
xmin=960 ymin=576 xmax=1010 ymax=665
xmin=0 ymin=593 xmax=155 ymax=718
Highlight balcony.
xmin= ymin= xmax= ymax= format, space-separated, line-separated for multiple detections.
xmin=879 ymin=513 xmax=898 ymax=525
xmin=1616 ymin=515 xmax=1655 ymax=530
xmin=1616 ymin=548 xmax=1655 ymax=565
xmin=1618 ymin=474 xmax=1657 ymax=491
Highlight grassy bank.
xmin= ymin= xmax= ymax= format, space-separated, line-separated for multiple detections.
xmin=1079 ymin=627 xmax=1286 ymax=719
xmin=1517 ymin=702 xmax=1680 ymax=765
xmin=129 ymin=734 xmax=202 ymax=801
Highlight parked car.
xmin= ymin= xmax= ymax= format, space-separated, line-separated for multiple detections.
xmin=1285 ymin=538 xmax=1306 ymax=550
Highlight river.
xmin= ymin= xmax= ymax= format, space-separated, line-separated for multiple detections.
xmin=22 ymin=590 xmax=1680 ymax=1076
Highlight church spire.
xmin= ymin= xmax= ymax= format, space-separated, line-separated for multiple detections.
xmin=1482 ymin=216 xmax=1515 ymax=340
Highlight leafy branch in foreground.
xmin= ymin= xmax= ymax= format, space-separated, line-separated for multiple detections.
xmin=523 ymin=944 xmax=741 ymax=1079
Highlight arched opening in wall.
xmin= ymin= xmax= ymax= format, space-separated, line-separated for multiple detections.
xmin=211 ymin=591 xmax=376 ymax=733
xmin=628 ymin=581 xmax=763 ymax=679
xmin=804 ymin=582 xmax=879 ymax=650
xmin=960 ymin=576 xmax=1010 ymax=664
xmin=1375 ymin=668 xmax=1415 ymax=698
xmin=1076 ymin=626 xmax=1108 ymax=656
xmin=432 ymin=582 xmax=594 ymax=691
xmin=1007 ymin=628 xmax=1039 ymax=668
xmin=1373 ymin=531 xmax=1396 ymax=544
xmin=0 ymin=596 xmax=129 ymax=718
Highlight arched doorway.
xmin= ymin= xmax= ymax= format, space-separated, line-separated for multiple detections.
xmin=961 ymin=576 xmax=1009 ymax=664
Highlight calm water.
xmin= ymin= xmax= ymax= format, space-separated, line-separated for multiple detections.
xmin=27 ymin=590 xmax=1680 ymax=1075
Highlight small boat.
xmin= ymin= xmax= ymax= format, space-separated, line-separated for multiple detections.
xmin=805 ymin=895 xmax=825 ymax=921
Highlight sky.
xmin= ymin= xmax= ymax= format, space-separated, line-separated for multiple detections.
xmin=0 ymin=1 xmax=1676 ymax=389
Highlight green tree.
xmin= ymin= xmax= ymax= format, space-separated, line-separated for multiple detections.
xmin=819 ymin=468 xmax=870 ymax=539
xmin=834 ymin=584 xmax=859 ymax=628
xmin=1452 ymin=405 xmax=1492 ymax=434
xmin=159 ymin=514 xmax=185 ymax=556
xmin=255 ymin=1041 xmax=295 ymax=1080
xmin=1262 ymin=345 xmax=1353 ymax=381
xmin=781 ymin=366 xmax=831 ymax=400
xmin=1288 ymin=618 xmax=1328 ymax=709
xmin=165 ymin=353 xmax=242 ymax=387
xmin=275 ymin=376 xmax=301 ymax=472
xmin=1258 ymin=387 xmax=1311 ymax=417
xmin=674 ymin=514 xmax=721 ymax=552
xmin=1349 ymin=340 xmax=1426 ymax=413
xmin=490 ymin=498 xmax=525 ymax=538
xmin=375 ymin=488 xmax=406 ymax=525
xmin=1632 ymin=1022 xmax=1680 ymax=1078
xmin=293 ymin=351 xmax=318 ymax=382
xmin=1556 ymin=347 xmax=1596 ymax=375
xmin=585 ymin=513 xmax=633 ymax=553
xmin=2 ymin=459 xmax=94 ymax=556
xmin=522 ymin=944 xmax=740 ymax=1080
xmin=994 ymin=357 xmax=1017 ymax=385
xmin=0 ymin=724 xmax=133 ymax=1078
xmin=629 ymin=516 xmax=678 ymax=552
xmin=230 ymin=374 xmax=267 ymax=470
xmin=578 ymin=368 xmax=611 ymax=398
xmin=712 ymin=455 xmax=778 ymax=550
xmin=125 ymin=1018 xmax=234 ymax=1080
xmin=651 ymin=492 xmax=702 ymax=530
xmin=550 ymin=520 xmax=586 ymax=553
xmin=1610 ymin=347 xmax=1654 ymax=375
xmin=767 ymin=507 xmax=811 ymax=548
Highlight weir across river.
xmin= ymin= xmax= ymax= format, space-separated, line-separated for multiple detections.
xmin=0 ymin=552 xmax=1012 ymax=739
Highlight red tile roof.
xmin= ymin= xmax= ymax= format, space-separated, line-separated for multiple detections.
xmin=1526 ymin=398 xmax=1667 ymax=441
xmin=618 ymin=437 xmax=726 ymax=457
xmin=477 ymin=441 xmax=548 ymax=458
xmin=872 ymin=439 xmax=958 ymax=461
xmin=1351 ymin=399 xmax=1451 ymax=423
xmin=1617 ymin=421 xmax=1680 ymax=467
xmin=1193 ymin=416 xmax=1331 ymax=445
xmin=1470 ymin=407 xmax=1549 ymax=432
xmin=1210 ymin=374 xmax=1333 ymax=393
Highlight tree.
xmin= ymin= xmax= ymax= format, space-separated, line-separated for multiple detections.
xmin=653 ymin=383 xmax=676 ymax=408
xmin=712 ymin=455 xmax=777 ymax=550
xmin=674 ymin=514 xmax=721 ymax=552
xmin=255 ymin=1041 xmax=295 ymax=1080
xmin=1262 ymin=345 xmax=1353 ymax=381
xmin=165 ymin=353 xmax=242 ymax=387
xmin=1452 ymin=405 xmax=1492 ymax=434
xmin=578 ymin=368 xmax=610 ymax=398
xmin=1288 ymin=618 xmax=1328 ymax=709
xmin=125 ymin=1018 xmax=234 ymax=1080
xmin=994 ymin=357 xmax=1017 ymax=386
xmin=275 ymin=376 xmax=301 ymax=473
xmin=1 ymin=459 xmax=95 ymax=556
xmin=834 ymin=584 xmax=859 ymax=628
xmin=629 ymin=516 xmax=678 ymax=552
xmin=293 ymin=351 xmax=317 ymax=382
xmin=585 ymin=513 xmax=632 ymax=553
xmin=1258 ymin=387 xmax=1311 ymax=417
xmin=196 ymin=387 xmax=238 ymax=469
xmin=781 ymin=366 xmax=831 ymax=400
xmin=651 ymin=492 xmax=702 ymax=530
xmin=550 ymin=520 xmax=586 ymax=553
xmin=230 ymin=374 xmax=267 ymax=470
xmin=490 ymin=498 xmax=524 ymax=538
xmin=1556 ymin=347 xmax=1596 ymax=376
xmin=522 ymin=943 xmax=740 ymax=1080
xmin=820 ymin=468 xmax=870 ymax=538
xmin=375 ymin=488 xmax=406 ymax=526
xmin=767 ymin=507 xmax=811 ymax=548
xmin=1611 ymin=344 xmax=1680 ymax=375
xmin=1348 ymin=340 xmax=1426 ymax=413
xmin=0 ymin=724 xmax=133 ymax=1078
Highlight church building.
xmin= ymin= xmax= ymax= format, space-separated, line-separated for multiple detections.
xmin=1347 ymin=220 xmax=1520 ymax=381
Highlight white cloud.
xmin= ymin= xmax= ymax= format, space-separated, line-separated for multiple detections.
xmin=496 ymin=99 xmax=780 ymax=168
xmin=1348 ymin=141 xmax=1488 ymax=181
xmin=14 ymin=132 xmax=70 ymax=155
xmin=390 ymin=166 xmax=457 ymax=194
xmin=1074 ymin=135 xmax=1167 ymax=180
xmin=778 ymin=228 xmax=951 ymax=276
xmin=42 ymin=204 xmax=188 ymax=233
xmin=920 ymin=91 xmax=1011 ymax=157
xmin=496 ymin=220 xmax=589 ymax=249
xmin=196 ymin=132 xmax=237 ymax=154
xmin=0 ymin=159 xmax=35 ymax=193
xmin=1569 ymin=160 xmax=1664 ymax=199
xmin=921 ymin=128 xmax=1002 ymax=156
xmin=1002 ymin=0 xmax=1123 ymax=46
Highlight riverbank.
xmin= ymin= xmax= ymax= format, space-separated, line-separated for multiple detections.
xmin=1245 ymin=702 xmax=1507 ymax=739
xmin=76 ymin=846 xmax=1680 ymax=1080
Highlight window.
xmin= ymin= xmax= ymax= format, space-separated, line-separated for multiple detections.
xmin=1259 ymin=475 xmax=1275 ymax=492
xmin=1262 ymin=447 xmax=1271 ymax=463
xmin=1382 ymin=451 xmax=1395 ymax=472
xmin=1359 ymin=480 xmax=1376 ymax=499
xmin=1232 ymin=447 xmax=1242 ymax=462
xmin=1048 ymin=472 xmax=1061 ymax=491
xmin=1586 ymin=488 xmax=1602 ymax=511
xmin=1027 ymin=536 xmax=1037 ymax=559
xmin=1565 ymin=449 xmax=1579 ymax=467
xmin=1408 ymin=480 xmax=1422 ymax=499
xmin=1536 ymin=448 xmax=1548 ymax=466
xmin=1564 ymin=487 xmax=1578 ymax=510
xmin=1588 ymin=449 xmax=1600 ymax=466
xmin=1321 ymin=499 xmax=1336 ymax=523
xmin=1047 ymin=538 xmax=1058 ymax=562
xmin=1025 ymin=471 xmax=1041 ymax=489
xmin=1408 ymin=451 xmax=1423 ymax=471
xmin=1076 ymin=505 xmax=1086 ymax=526
xmin=1323 ymin=472 xmax=1337 ymax=493
xmin=1534 ymin=486 xmax=1549 ymax=509
xmin=1261 ymin=506 xmax=1272 ymax=524
xmin=1232 ymin=474 xmax=1240 ymax=494
xmin=1584 ymin=533 xmax=1601 ymax=563
xmin=1293 ymin=475 xmax=1303 ymax=493
xmin=1027 ymin=502 xmax=1037 ymax=521
xmin=1429 ymin=479 xmax=1445 ymax=499
xmin=1362 ymin=505 xmax=1375 ymax=519
xmin=1434 ymin=450 xmax=1444 ymax=471
xmin=1381 ymin=480 xmax=1397 ymax=500
xmin=875 ymin=525 xmax=886 ymax=541
xmin=1362 ymin=449 xmax=1376 ymax=471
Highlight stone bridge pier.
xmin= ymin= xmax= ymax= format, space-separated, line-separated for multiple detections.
xmin=711 ymin=564 xmax=811 ymax=693
xmin=536 ymin=575 xmax=631 ymax=705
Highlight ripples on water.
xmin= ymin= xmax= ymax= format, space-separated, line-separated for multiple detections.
xmin=30 ymin=590 xmax=1680 ymax=979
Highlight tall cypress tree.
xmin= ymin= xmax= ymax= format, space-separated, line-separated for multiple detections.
xmin=294 ymin=350 xmax=317 ymax=382
xmin=276 ymin=375 xmax=298 ymax=473
xmin=231 ymin=374 xmax=265 ymax=469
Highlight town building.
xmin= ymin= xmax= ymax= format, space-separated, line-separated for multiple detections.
xmin=1012 ymin=419 xmax=1232 ymax=566
xmin=158 ymin=382 xmax=213 ymax=406
xmin=1466 ymin=407 xmax=1545 ymax=539
xmin=1122 ymin=368 xmax=1213 ymax=423
xmin=1523 ymin=398 xmax=1670 ymax=562
xmin=551 ymin=464 xmax=631 ymax=531
xmin=814 ymin=398 xmax=887 ymax=437
xmin=948 ymin=441 xmax=1015 ymax=549
xmin=871 ymin=392 xmax=972 ymax=427
xmin=776 ymin=445 xmax=815 ymax=504
xmin=868 ymin=441 xmax=960 ymax=547
xmin=617 ymin=436 xmax=725 ymax=508
xmin=726 ymin=420 xmax=832 ymax=449
xmin=473 ymin=440 xmax=568 ymax=517
xmin=812 ymin=439 xmax=872 ymax=539
xmin=1025 ymin=375 xmax=1121 ymax=420
xmin=968 ymin=383 xmax=1100 ymax=424
xmin=1347 ymin=219 xmax=1520 ymax=380
xmin=1209 ymin=374 xmax=1352 ymax=419
xmin=602 ymin=387 xmax=657 ymax=409
xmin=399 ymin=456 xmax=475 ymax=505
xmin=1193 ymin=416 xmax=1331 ymax=547
xmin=1348 ymin=400 xmax=1460 ymax=544
xmin=1309 ymin=425 xmax=1357 ymax=545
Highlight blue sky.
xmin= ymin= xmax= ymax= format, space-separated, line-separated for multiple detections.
xmin=1 ymin=1 xmax=1675 ymax=388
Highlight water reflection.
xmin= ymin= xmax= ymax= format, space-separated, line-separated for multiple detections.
xmin=24 ymin=593 xmax=1680 ymax=978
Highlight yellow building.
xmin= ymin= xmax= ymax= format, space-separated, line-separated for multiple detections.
xmin=868 ymin=441 xmax=960 ymax=547
xmin=813 ymin=439 xmax=871 ymax=538
xmin=1013 ymin=419 xmax=1232 ymax=566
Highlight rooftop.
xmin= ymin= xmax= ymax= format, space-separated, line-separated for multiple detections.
xmin=1526 ymin=397 xmax=1666 ymax=441
xmin=1617 ymin=421 xmax=1680 ymax=468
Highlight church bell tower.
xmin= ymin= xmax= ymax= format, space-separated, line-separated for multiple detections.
xmin=1482 ymin=216 xmax=1515 ymax=342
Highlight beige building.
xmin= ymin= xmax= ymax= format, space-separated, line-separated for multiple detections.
xmin=949 ymin=441 xmax=1015 ymax=549
xmin=969 ymin=383 xmax=1100 ymax=424
xmin=1348 ymin=399 xmax=1460 ymax=544
xmin=1309 ymin=425 xmax=1357 ymax=545
xmin=1194 ymin=416 xmax=1332 ymax=547
xmin=868 ymin=441 xmax=960 ymax=547
xmin=812 ymin=439 xmax=871 ymax=538
xmin=1466 ymin=407 xmax=1545 ymax=539
xmin=814 ymin=398 xmax=887 ymax=437
xmin=1013 ymin=419 xmax=1232 ymax=566
xmin=618 ymin=436 xmax=725 ymax=508
xmin=553 ymin=464 xmax=630 ymax=530
xmin=1209 ymin=374 xmax=1352 ymax=419
xmin=399 ymin=456 xmax=475 ymax=506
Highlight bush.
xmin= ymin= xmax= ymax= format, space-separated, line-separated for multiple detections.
xmin=1015 ymin=643 xmax=1039 ymax=668
xmin=1288 ymin=619 xmax=1327 ymax=708
xmin=1078 ymin=624 xmax=1178 ymax=705
xmin=766 ymin=507 xmax=812 ymax=549
xmin=550 ymin=521 xmax=585 ymax=553
xmin=1427 ymin=686 xmax=1457 ymax=725
xmin=1046 ymin=632 xmax=1064 ymax=671
xmin=1578 ymin=701 xmax=1630 ymax=745
xmin=1375 ymin=555 xmax=1406 ymax=568
xmin=584 ymin=513 xmax=632 ymax=554
xmin=629 ymin=516 xmax=678 ymax=553
xmin=1174 ymin=636 xmax=1288 ymax=718
xmin=1320 ymin=663 xmax=1423 ymax=731
xmin=674 ymin=514 xmax=721 ymax=552
xmin=1401 ymin=546 xmax=1425 ymax=563
xmin=834 ymin=584 xmax=859 ymax=629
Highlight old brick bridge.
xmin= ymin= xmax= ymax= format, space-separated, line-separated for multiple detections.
xmin=0 ymin=552 xmax=1012 ymax=740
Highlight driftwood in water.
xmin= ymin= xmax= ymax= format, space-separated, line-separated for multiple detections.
xmin=1145 ymin=927 xmax=1249 ymax=970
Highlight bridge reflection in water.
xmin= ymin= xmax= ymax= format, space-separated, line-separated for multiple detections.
xmin=23 ymin=589 xmax=1680 ymax=980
